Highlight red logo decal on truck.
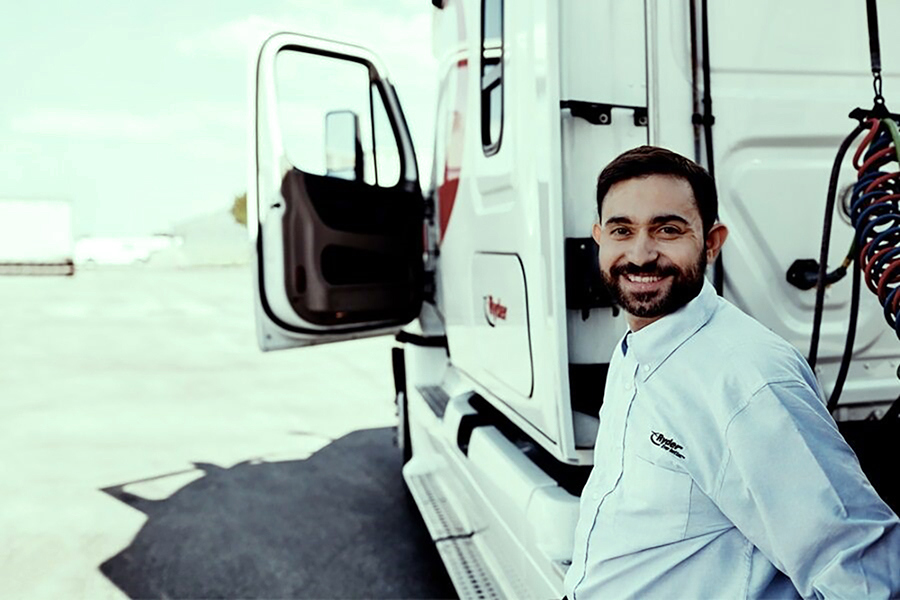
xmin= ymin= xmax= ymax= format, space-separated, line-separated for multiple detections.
xmin=484 ymin=295 xmax=508 ymax=327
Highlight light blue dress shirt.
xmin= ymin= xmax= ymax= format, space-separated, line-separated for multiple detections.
xmin=565 ymin=279 xmax=900 ymax=599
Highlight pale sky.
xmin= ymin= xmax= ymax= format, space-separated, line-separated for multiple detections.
xmin=1 ymin=0 xmax=436 ymax=237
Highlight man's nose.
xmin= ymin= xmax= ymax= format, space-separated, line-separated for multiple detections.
xmin=626 ymin=230 xmax=659 ymax=264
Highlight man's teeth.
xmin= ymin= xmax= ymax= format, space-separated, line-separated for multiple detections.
xmin=625 ymin=274 xmax=663 ymax=283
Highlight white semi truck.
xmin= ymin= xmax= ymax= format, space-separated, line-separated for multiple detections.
xmin=248 ymin=1 xmax=900 ymax=597
xmin=0 ymin=199 xmax=74 ymax=275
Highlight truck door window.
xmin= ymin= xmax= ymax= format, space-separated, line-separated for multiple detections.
xmin=371 ymin=84 xmax=401 ymax=187
xmin=273 ymin=50 xmax=400 ymax=188
xmin=481 ymin=0 xmax=503 ymax=155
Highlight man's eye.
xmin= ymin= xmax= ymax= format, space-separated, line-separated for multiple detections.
xmin=611 ymin=227 xmax=630 ymax=236
xmin=659 ymin=226 xmax=682 ymax=235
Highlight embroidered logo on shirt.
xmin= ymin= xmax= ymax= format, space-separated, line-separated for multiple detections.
xmin=650 ymin=431 xmax=686 ymax=459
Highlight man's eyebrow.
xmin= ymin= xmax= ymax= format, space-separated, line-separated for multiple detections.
xmin=603 ymin=214 xmax=691 ymax=226
xmin=650 ymin=214 xmax=691 ymax=226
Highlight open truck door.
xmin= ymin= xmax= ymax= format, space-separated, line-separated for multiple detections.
xmin=250 ymin=33 xmax=425 ymax=351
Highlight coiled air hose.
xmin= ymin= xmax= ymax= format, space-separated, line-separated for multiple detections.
xmin=854 ymin=118 xmax=900 ymax=337
xmin=805 ymin=116 xmax=900 ymax=414
xmin=800 ymin=0 xmax=900 ymax=415
xmin=796 ymin=0 xmax=900 ymax=514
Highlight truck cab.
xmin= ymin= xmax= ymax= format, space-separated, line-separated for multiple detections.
xmin=249 ymin=1 xmax=900 ymax=597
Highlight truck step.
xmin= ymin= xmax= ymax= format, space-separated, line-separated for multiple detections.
xmin=405 ymin=467 xmax=503 ymax=600
xmin=417 ymin=385 xmax=450 ymax=419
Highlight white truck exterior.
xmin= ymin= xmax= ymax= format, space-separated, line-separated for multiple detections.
xmin=0 ymin=199 xmax=74 ymax=275
xmin=248 ymin=1 xmax=900 ymax=597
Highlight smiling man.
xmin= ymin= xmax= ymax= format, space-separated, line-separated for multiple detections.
xmin=565 ymin=146 xmax=900 ymax=599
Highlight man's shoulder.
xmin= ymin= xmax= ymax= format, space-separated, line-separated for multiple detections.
xmin=701 ymin=298 xmax=804 ymax=359
xmin=685 ymin=298 xmax=821 ymax=401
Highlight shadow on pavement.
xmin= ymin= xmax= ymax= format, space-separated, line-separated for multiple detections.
xmin=100 ymin=428 xmax=457 ymax=599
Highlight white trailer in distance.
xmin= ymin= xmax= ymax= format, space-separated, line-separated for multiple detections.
xmin=248 ymin=1 xmax=900 ymax=597
xmin=0 ymin=199 xmax=74 ymax=276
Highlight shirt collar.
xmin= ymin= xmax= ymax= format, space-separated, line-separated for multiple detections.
xmin=625 ymin=278 xmax=719 ymax=379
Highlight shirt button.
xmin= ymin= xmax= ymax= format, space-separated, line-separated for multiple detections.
xmin=643 ymin=365 xmax=650 ymax=372
xmin=592 ymin=493 xmax=600 ymax=500
xmin=625 ymin=381 xmax=633 ymax=390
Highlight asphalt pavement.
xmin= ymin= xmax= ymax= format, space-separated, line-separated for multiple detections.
xmin=101 ymin=428 xmax=455 ymax=599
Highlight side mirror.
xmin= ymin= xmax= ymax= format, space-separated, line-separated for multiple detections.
xmin=325 ymin=110 xmax=364 ymax=181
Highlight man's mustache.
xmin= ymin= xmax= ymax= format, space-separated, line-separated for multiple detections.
xmin=610 ymin=262 xmax=680 ymax=278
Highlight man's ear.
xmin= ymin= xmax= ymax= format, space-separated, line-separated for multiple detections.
xmin=592 ymin=222 xmax=603 ymax=246
xmin=705 ymin=222 xmax=728 ymax=261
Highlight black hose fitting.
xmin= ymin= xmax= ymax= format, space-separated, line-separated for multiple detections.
xmin=787 ymin=259 xmax=848 ymax=291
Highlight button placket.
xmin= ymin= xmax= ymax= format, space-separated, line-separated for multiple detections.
xmin=624 ymin=362 xmax=639 ymax=392
xmin=597 ymin=358 xmax=635 ymax=490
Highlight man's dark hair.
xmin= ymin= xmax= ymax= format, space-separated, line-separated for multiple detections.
xmin=596 ymin=146 xmax=718 ymax=235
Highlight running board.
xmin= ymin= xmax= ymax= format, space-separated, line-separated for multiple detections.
xmin=404 ymin=465 xmax=504 ymax=600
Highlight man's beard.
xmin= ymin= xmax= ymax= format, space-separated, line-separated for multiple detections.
xmin=601 ymin=251 xmax=707 ymax=320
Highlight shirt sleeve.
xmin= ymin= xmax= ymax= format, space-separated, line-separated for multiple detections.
xmin=714 ymin=381 xmax=900 ymax=599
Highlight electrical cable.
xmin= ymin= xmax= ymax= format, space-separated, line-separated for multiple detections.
xmin=807 ymin=123 xmax=866 ymax=370
xmin=692 ymin=0 xmax=724 ymax=295
xmin=688 ymin=0 xmax=702 ymax=163
xmin=827 ymin=250 xmax=861 ymax=412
